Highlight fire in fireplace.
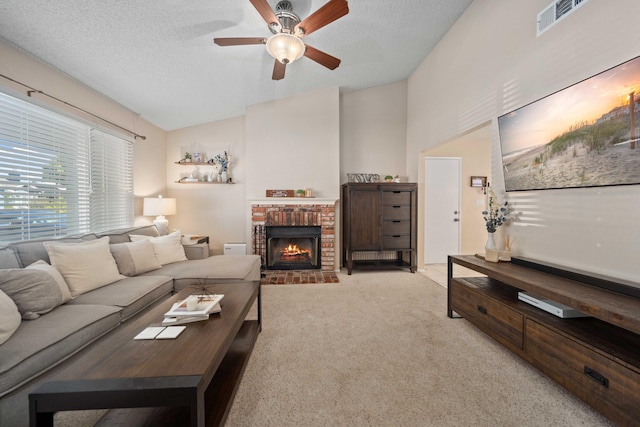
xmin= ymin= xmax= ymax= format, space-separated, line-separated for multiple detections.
xmin=266 ymin=226 xmax=321 ymax=270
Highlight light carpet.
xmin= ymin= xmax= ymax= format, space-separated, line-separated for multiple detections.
xmin=57 ymin=270 xmax=613 ymax=426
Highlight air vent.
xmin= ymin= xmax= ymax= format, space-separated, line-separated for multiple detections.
xmin=537 ymin=0 xmax=589 ymax=36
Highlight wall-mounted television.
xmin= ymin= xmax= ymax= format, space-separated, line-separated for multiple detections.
xmin=498 ymin=55 xmax=640 ymax=192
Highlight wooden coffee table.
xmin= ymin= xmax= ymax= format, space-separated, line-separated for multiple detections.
xmin=29 ymin=281 xmax=261 ymax=427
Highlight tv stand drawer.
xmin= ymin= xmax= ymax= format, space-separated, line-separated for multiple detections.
xmin=450 ymin=278 xmax=524 ymax=349
xmin=526 ymin=319 xmax=640 ymax=425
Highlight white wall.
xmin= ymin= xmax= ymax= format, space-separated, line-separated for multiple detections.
xmin=245 ymin=87 xmax=341 ymax=200
xmin=408 ymin=0 xmax=640 ymax=282
xmin=165 ymin=87 xmax=341 ymax=254
xmin=340 ymin=81 xmax=408 ymax=182
xmin=166 ymin=116 xmax=247 ymax=254
xmin=166 ymin=84 xmax=409 ymax=258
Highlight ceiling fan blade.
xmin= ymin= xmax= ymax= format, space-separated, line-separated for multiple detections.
xmin=295 ymin=0 xmax=349 ymax=37
xmin=304 ymin=45 xmax=341 ymax=70
xmin=250 ymin=0 xmax=279 ymax=27
xmin=272 ymin=59 xmax=286 ymax=80
xmin=214 ymin=37 xmax=267 ymax=46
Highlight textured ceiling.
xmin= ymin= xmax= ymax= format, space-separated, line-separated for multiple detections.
xmin=0 ymin=0 xmax=472 ymax=131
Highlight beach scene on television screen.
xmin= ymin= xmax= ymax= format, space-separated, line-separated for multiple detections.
xmin=499 ymin=56 xmax=640 ymax=191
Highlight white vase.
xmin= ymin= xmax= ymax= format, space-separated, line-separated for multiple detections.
xmin=485 ymin=232 xmax=500 ymax=262
xmin=485 ymin=232 xmax=496 ymax=250
xmin=220 ymin=171 xmax=227 ymax=183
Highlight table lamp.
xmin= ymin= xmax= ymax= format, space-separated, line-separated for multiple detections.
xmin=143 ymin=196 xmax=177 ymax=235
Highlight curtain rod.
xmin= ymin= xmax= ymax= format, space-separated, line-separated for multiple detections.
xmin=0 ymin=73 xmax=146 ymax=140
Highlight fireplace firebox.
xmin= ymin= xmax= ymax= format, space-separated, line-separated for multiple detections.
xmin=266 ymin=226 xmax=321 ymax=270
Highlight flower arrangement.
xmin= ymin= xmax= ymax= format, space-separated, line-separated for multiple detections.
xmin=213 ymin=151 xmax=230 ymax=172
xmin=482 ymin=187 xmax=509 ymax=233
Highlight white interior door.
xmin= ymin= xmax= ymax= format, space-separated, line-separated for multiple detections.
xmin=424 ymin=157 xmax=461 ymax=264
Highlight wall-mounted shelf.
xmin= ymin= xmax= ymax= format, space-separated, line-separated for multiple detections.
xmin=175 ymin=161 xmax=215 ymax=166
xmin=175 ymin=160 xmax=232 ymax=184
xmin=175 ymin=180 xmax=234 ymax=184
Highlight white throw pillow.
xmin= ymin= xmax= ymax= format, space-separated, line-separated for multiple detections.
xmin=26 ymin=260 xmax=72 ymax=303
xmin=44 ymin=237 xmax=125 ymax=297
xmin=0 ymin=289 xmax=21 ymax=345
xmin=130 ymin=229 xmax=187 ymax=265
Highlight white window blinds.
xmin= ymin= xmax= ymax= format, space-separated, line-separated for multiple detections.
xmin=0 ymin=91 xmax=133 ymax=244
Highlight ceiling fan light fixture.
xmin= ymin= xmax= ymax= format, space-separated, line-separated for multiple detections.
xmin=266 ymin=33 xmax=305 ymax=64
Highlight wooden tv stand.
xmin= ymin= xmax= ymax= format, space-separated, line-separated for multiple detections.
xmin=447 ymin=255 xmax=640 ymax=426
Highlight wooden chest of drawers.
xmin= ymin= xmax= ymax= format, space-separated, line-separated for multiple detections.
xmin=341 ymin=183 xmax=417 ymax=274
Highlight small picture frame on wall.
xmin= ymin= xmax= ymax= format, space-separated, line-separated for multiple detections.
xmin=470 ymin=176 xmax=487 ymax=187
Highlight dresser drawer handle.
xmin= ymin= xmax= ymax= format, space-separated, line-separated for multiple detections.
xmin=477 ymin=305 xmax=487 ymax=315
xmin=584 ymin=366 xmax=609 ymax=388
xmin=393 ymin=205 xmax=401 ymax=208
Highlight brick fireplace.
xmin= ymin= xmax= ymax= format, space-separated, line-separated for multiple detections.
xmin=250 ymin=200 xmax=337 ymax=271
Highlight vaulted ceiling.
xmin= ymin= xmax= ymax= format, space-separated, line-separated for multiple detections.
xmin=0 ymin=0 xmax=473 ymax=131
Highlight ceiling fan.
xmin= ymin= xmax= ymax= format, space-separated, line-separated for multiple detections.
xmin=214 ymin=0 xmax=349 ymax=80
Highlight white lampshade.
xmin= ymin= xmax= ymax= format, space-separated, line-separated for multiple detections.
xmin=265 ymin=33 xmax=305 ymax=64
xmin=143 ymin=196 xmax=176 ymax=235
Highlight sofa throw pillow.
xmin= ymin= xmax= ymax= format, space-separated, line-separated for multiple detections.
xmin=109 ymin=239 xmax=162 ymax=276
xmin=130 ymin=229 xmax=187 ymax=266
xmin=26 ymin=260 xmax=72 ymax=303
xmin=0 ymin=268 xmax=69 ymax=320
xmin=44 ymin=237 xmax=125 ymax=297
xmin=0 ymin=290 xmax=21 ymax=345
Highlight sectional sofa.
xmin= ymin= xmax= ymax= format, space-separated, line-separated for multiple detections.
xmin=0 ymin=225 xmax=261 ymax=426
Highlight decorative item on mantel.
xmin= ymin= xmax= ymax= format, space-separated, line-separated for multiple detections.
xmin=266 ymin=189 xmax=294 ymax=197
xmin=481 ymin=185 xmax=509 ymax=262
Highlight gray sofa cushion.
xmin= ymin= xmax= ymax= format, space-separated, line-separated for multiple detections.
xmin=0 ymin=304 xmax=121 ymax=397
xmin=0 ymin=268 xmax=70 ymax=320
xmin=144 ymin=255 xmax=262 ymax=291
xmin=67 ymin=275 xmax=173 ymax=321
xmin=9 ymin=234 xmax=97 ymax=267
xmin=98 ymin=225 xmax=159 ymax=244
xmin=109 ymin=239 xmax=162 ymax=276
xmin=0 ymin=247 xmax=22 ymax=269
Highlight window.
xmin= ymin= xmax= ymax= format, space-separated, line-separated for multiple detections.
xmin=0 ymin=91 xmax=133 ymax=244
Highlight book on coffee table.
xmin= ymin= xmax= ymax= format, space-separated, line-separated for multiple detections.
xmin=161 ymin=304 xmax=220 ymax=326
xmin=164 ymin=294 xmax=224 ymax=318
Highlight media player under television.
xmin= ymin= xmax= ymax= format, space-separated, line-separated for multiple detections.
xmin=517 ymin=292 xmax=590 ymax=318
